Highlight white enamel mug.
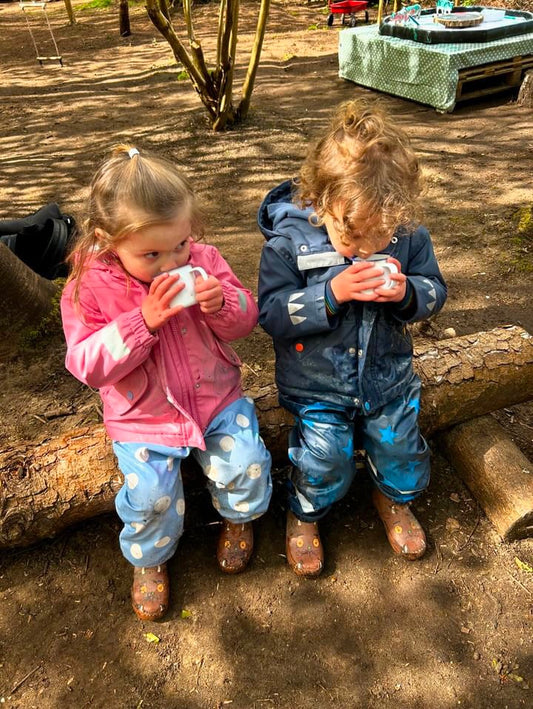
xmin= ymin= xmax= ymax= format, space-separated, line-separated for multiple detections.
xmin=356 ymin=254 xmax=399 ymax=295
xmin=167 ymin=264 xmax=208 ymax=308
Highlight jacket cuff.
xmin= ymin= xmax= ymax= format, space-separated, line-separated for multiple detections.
xmin=205 ymin=281 xmax=256 ymax=322
xmin=131 ymin=308 xmax=159 ymax=346
xmin=325 ymin=281 xmax=341 ymax=317
xmin=393 ymin=280 xmax=417 ymax=320
xmin=207 ymin=281 xmax=235 ymax=317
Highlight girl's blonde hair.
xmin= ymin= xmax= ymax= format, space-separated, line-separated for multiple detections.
xmin=67 ymin=144 xmax=204 ymax=291
xmin=297 ymin=98 xmax=422 ymax=247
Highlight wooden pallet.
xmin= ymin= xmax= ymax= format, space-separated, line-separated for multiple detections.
xmin=456 ymin=54 xmax=533 ymax=103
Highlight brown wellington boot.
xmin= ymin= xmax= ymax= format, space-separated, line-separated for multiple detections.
xmin=217 ymin=520 xmax=254 ymax=574
xmin=131 ymin=563 xmax=169 ymax=621
xmin=372 ymin=487 xmax=426 ymax=560
xmin=286 ymin=510 xmax=324 ymax=577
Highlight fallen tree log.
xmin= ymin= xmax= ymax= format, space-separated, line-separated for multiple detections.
xmin=249 ymin=324 xmax=533 ymax=449
xmin=415 ymin=324 xmax=532 ymax=436
xmin=0 ymin=427 xmax=121 ymax=548
xmin=1 ymin=325 xmax=532 ymax=548
xmin=438 ymin=415 xmax=533 ymax=541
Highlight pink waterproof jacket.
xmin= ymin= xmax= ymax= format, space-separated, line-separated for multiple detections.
xmin=60 ymin=242 xmax=258 ymax=449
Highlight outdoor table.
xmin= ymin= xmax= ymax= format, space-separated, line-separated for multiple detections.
xmin=338 ymin=23 xmax=533 ymax=112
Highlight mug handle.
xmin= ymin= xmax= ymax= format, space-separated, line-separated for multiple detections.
xmin=382 ymin=262 xmax=399 ymax=289
xmin=191 ymin=266 xmax=208 ymax=281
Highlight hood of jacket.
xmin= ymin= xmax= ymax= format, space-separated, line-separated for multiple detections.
xmin=257 ymin=179 xmax=318 ymax=242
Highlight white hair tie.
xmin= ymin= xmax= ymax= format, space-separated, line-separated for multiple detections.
xmin=128 ymin=148 xmax=140 ymax=159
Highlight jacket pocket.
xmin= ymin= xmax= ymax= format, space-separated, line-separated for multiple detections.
xmin=100 ymin=367 xmax=149 ymax=415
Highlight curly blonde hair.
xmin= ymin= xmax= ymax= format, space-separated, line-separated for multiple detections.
xmin=297 ymin=98 xmax=422 ymax=247
xmin=67 ymin=145 xmax=204 ymax=294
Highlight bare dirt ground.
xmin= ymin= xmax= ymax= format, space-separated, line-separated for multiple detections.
xmin=1 ymin=1 xmax=532 ymax=707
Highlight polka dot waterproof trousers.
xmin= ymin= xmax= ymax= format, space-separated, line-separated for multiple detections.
xmin=113 ymin=397 xmax=272 ymax=567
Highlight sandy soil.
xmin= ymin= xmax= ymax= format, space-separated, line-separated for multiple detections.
xmin=0 ymin=1 xmax=532 ymax=707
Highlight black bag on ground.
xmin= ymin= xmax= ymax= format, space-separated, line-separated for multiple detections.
xmin=0 ymin=203 xmax=76 ymax=279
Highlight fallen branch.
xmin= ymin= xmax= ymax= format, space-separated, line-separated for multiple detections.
xmin=438 ymin=414 xmax=533 ymax=541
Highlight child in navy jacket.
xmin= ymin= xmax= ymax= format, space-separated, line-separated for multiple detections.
xmin=257 ymin=99 xmax=447 ymax=576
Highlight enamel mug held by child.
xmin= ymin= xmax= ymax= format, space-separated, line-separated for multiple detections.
xmin=61 ymin=146 xmax=272 ymax=620
xmin=257 ymin=100 xmax=447 ymax=576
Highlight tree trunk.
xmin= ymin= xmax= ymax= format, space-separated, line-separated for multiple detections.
xmin=145 ymin=0 xmax=217 ymax=121
xmin=0 ymin=242 xmax=57 ymax=357
xmin=237 ymin=0 xmax=270 ymax=121
xmin=1 ymin=326 xmax=532 ymax=548
xmin=145 ymin=0 xmax=271 ymax=130
xmin=119 ymin=0 xmax=131 ymax=37
xmin=438 ymin=415 xmax=533 ymax=541
xmin=63 ymin=0 xmax=76 ymax=25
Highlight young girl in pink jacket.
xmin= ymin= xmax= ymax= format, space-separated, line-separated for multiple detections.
xmin=61 ymin=146 xmax=272 ymax=621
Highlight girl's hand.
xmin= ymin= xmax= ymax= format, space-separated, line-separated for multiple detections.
xmin=195 ymin=274 xmax=224 ymax=314
xmin=330 ymin=258 xmax=406 ymax=304
xmin=141 ymin=273 xmax=184 ymax=332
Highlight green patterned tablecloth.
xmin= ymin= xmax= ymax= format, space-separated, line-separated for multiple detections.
xmin=338 ymin=24 xmax=533 ymax=112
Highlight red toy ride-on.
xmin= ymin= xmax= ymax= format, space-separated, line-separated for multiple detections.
xmin=327 ymin=0 xmax=369 ymax=27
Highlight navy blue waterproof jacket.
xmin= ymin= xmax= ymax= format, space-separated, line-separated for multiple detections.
xmin=257 ymin=180 xmax=448 ymax=413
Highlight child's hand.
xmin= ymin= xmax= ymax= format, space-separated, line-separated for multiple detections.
xmin=141 ymin=272 xmax=184 ymax=332
xmin=373 ymin=257 xmax=407 ymax=303
xmin=331 ymin=259 xmax=407 ymax=304
xmin=195 ymin=274 xmax=224 ymax=314
xmin=330 ymin=261 xmax=390 ymax=303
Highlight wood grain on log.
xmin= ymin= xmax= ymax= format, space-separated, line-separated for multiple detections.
xmin=438 ymin=415 xmax=533 ymax=541
xmin=415 ymin=325 xmax=533 ymax=436
xmin=0 ymin=427 xmax=121 ymax=548
xmin=1 ymin=326 xmax=532 ymax=548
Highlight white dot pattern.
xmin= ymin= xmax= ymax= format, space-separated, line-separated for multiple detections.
xmin=130 ymin=543 xmax=143 ymax=559
xmin=220 ymin=436 xmax=235 ymax=452
xmin=126 ymin=473 xmax=139 ymax=489
xmin=236 ymin=414 xmax=249 ymax=427
xmin=246 ymin=463 xmax=262 ymax=479
xmin=134 ymin=447 xmax=150 ymax=463
xmin=115 ymin=396 xmax=272 ymax=566
xmin=154 ymin=536 xmax=171 ymax=548
xmin=153 ymin=496 xmax=171 ymax=513
xmin=206 ymin=464 xmax=219 ymax=481
xmin=234 ymin=500 xmax=250 ymax=513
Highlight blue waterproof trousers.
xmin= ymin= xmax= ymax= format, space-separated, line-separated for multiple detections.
xmin=114 ymin=397 xmax=272 ymax=566
xmin=281 ymin=376 xmax=430 ymax=521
